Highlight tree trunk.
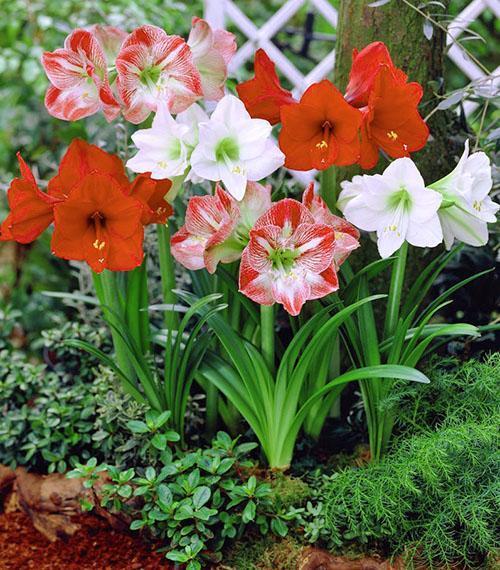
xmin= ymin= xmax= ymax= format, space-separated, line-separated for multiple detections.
xmin=332 ymin=0 xmax=458 ymax=281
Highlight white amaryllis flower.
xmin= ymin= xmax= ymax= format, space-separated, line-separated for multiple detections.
xmin=429 ymin=140 xmax=499 ymax=249
xmin=126 ymin=103 xmax=208 ymax=181
xmin=338 ymin=158 xmax=443 ymax=258
xmin=190 ymin=95 xmax=285 ymax=200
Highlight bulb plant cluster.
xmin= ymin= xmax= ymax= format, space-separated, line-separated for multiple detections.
xmin=0 ymin=17 xmax=497 ymax=477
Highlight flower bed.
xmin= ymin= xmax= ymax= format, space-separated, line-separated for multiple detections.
xmin=0 ymin=2 xmax=498 ymax=568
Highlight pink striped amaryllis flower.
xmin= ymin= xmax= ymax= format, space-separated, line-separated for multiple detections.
xmin=42 ymin=29 xmax=121 ymax=122
xmin=115 ymin=25 xmax=203 ymax=124
xmin=171 ymin=181 xmax=271 ymax=273
xmin=302 ymin=184 xmax=360 ymax=268
xmin=239 ymin=199 xmax=339 ymax=316
xmin=187 ymin=17 xmax=236 ymax=101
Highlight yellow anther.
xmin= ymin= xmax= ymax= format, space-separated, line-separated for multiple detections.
xmin=93 ymin=239 xmax=106 ymax=250
xmin=387 ymin=131 xmax=398 ymax=141
xmin=316 ymin=140 xmax=328 ymax=150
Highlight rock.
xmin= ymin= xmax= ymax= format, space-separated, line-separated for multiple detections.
xmin=298 ymin=547 xmax=402 ymax=570
xmin=0 ymin=465 xmax=16 ymax=501
xmin=14 ymin=468 xmax=85 ymax=541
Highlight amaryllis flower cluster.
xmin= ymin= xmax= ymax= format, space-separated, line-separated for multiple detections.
xmin=236 ymin=43 xmax=429 ymax=171
xmin=41 ymin=19 xmax=236 ymax=123
xmin=171 ymin=183 xmax=359 ymax=316
xmin=338 ymin=141 xmax=499 ymax=258
xmin=0 ymin=140 xmax=173 ymax=273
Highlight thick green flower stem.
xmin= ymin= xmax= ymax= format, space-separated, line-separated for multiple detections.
xmin=260 ymin=305 xmax=275 ymax=373
xmin=205 ymin=383 xmax=219 ymax=439
xmin=384 ymin=242 xmax=408 ymax=338
xmin=370 ymin=242 xmax=409 ymax=461
xmin=157 ymin=222 xmax=178 ymax=332
xmin=319 ymin=166 xmax=338 ymax=212
xmin=93 ymin=270 xmax=136 ymax=383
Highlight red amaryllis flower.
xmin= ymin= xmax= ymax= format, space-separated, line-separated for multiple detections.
xmin=236 ymin=49 xmax=296 ymax=125
xmin=344 ymin=41 xmax=407 ymax=107
xmin=129 ymin=174 xmax=173 ymax=225
xmin=42 ymin=29 xmax=120 ymax=122
xmin=358 ymin=66 xmax=429 ymax=170
xmin=343 ymin=41 xmax=429 ymax=170
xmin=239 ymin=199 xmax=338 ymax=316
xmin=47 ymin=138 xmax=130 ymax=200
xmin=0 ymin=154 xmax=60 ymax=244
xmin=171 ymin=181 xmax=271 ymax=273
xmin=302 ymin=184 xmax=359 ymax=268
xmin=51 ymin=173 xmax=144 ymax=273
xmin=187 ymin=17 xmax=236 ymax=101
xmin=279 ymin=80 xmax=362 ymax=171
xmin=115 ymin=25 xmax=203 ymax=124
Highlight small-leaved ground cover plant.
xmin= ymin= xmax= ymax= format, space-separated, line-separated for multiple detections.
xmin=69 ymin=426 xmax=303 ymax=570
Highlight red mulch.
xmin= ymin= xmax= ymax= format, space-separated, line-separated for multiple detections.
xmin=0 ymin=511 xmax=171 ymax=570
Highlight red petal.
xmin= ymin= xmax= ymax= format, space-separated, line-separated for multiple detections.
xmin=99 ymin=83 xmax=121 ymax=122
xmin=171 ymin=226 xmax=207 ymax=270
xmin=253 ymin=199 xmax=314 ymax=232
xmin=358 ymin=119 xmax=380 ymax=170
xmin=64 ymin=29 xmax=107 ymax=70
xmin=48 ymin=139 xmax=129 ymax=200
xmin=238 ymin=248 xmax=274 ymax=306
xmin=5 ymin=157 xmax=57 ymax=244
xmin=130 ymin=174 xmax=173 ymax=225
xmin=307 ymin=265 xmax=339 ymax=299
xmin=0 ymin=214 xmax=14 ymax=242
xmin=293 ymin=223 xmax=336 ymax=273
xmin=106 ymin=228 xmax=144 ymax=272
xmin=345 ymin=41 xmax=405 ymax=107
xmin=236 ymin=49 xmax=296 ymax=125
xmin=44 ymin=85 xmax=101 ymax=122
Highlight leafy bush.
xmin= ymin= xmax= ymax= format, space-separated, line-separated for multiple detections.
xmin=0 ymin=321 xmax=122 ymax=472
xmin=0 ymin=349 xmax=111 ymax=472
xmin=390 ymin=353 xmax=500 ymax=432
xmin=316 ymin=354 xmax=500 ymax=568
xmin=70 ymin=424 xmax=301 ymax=570
xmin=40 ymin=321 xmax=112 ymax=380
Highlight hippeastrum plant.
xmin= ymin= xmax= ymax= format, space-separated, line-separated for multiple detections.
xmin=174 ymin=187 xmax=431 ymax=468
xmin=335 ymin=146 xmax=497 ymax=461
xmin=2 ymin=18 xmax=498 ymax=473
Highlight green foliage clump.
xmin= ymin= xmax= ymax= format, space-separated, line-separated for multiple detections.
xmin=70 ymin=424 xmax=301 ymax=570
xmin=0 ymin=321 xmax=123 ymax=473
xmin=391 ymin=353 xmax=500 ymax=432
xmin=318 ymin=354 xmax=500 ymax=568
xmin=0 ymin=348 xmax=110 ymax=472
xmin=40 ymin=321 xmax=112 ymax=380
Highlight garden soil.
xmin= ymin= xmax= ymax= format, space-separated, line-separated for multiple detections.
xmin=0 ymin=510 xmax=170 ymax=569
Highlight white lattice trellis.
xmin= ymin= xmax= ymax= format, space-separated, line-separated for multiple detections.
xmin=204 ymin=0 xmax=339 ymax=183
xmin=205 ymin=0 xmax=338 ymax=98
